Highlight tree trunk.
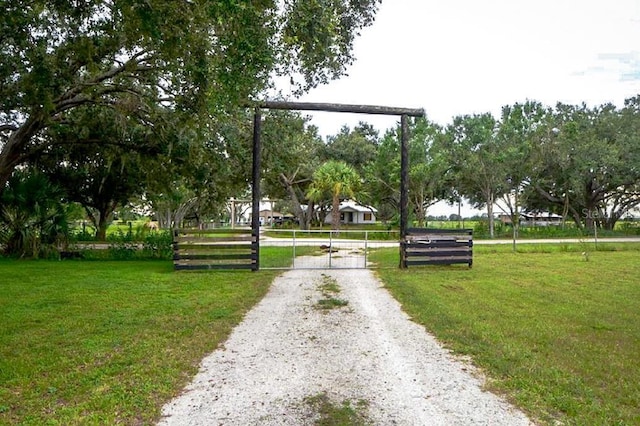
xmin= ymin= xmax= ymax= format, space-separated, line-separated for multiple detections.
xmin=317 ymin=206 xmax=328 ymax=227
xmin=570 ymin=209 xmax=583 ymax=229
xmin=0 ymin=117 xmax=44 ymax=197
xmin=95 ymin=203 xmax=117 ymax=241
xmin=604 ymin=212 xmax=621 ymax=231
xmin=96 ymin=218 xmax=109 ymax=241
xmin=157 ymin=209 xmax=173 ymax=230
xmin=279 ymin=173 xmax=312 ymax=230
xmin=331 ymin=196 xmax=340 ymax=231
xmin=413 ymin=190 xmax=426 ymax=228
xmin=511 ymin=191 xmax=519 ymax=252
xmin=583 ymin=197 xmax=600 ymax=232
xmin=487 ymin=193 xmax=495 ymax=238
xmin=303 ymin=200 xmax=315 ymax=230
xmin=174 ymin=199 xmax=193 ymax=228
xmin=0 ymin=145 xmax=20 ymax=196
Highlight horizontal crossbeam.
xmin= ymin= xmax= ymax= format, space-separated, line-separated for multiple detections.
xmin=253 ymin=101 xmax=425 ymax=117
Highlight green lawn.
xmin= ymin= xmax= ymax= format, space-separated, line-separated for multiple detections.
xmin=370 ymin=245 xmax=640 ymax=425
xmin=0 ymin=260 xmax=280 ymax=425
xmin=2 ymin=245 xmax=639 ymax=424
xmin=260 ymin=245 xmax=319 ymax=268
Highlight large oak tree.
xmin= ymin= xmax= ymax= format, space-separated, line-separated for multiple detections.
xmin=443 ymin=113 xmax=503 ymax=237
xmin=261 ymin=110 xmax=324 ymax=230
xmin=527 ymin=100 xmax=640 ymax=230
xmin=0 ymin=0 xmax=382 ymax=194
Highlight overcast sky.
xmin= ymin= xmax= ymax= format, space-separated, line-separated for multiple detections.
xmin=280 ymin=0 xmax=640 ymax=139
xmin=275 ymin=0 xmax=640 ymax=216
xmin=276 ymin=0 xmax=640 ymax=216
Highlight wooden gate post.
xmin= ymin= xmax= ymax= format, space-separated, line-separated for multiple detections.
xmin=251 ymin=108 xmax=261 ymax=271
xmin=399 ymin=114 xmax=409 ymax=268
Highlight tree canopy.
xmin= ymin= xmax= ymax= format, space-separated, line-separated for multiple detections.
xmin=0 ymin=0 xmax=382 ymax=193
xmin=307 ymin=160 xmax=361 ymax=231
xmin=2 ymin=1 xmax=639 ymax=241
xmin=260 ymin=110 xmax=323 ymax=229
xmin=527 ymin=100 xmax=640 ymax=230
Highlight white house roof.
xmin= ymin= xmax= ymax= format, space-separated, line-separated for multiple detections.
xmin=338 ymin=200 xmax=377 ymax=213
xmin=521 ymin=211 xmax=563 ymax=219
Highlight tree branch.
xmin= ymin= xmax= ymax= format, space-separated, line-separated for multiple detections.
xmin=53 ymin=83 xmax=152 ymax=118
xmin=0 ymin=124 xmax=18 ymax=133
xmin=53 ymin=51 xmax=156 ymax=107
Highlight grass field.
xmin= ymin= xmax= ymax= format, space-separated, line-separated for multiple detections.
xmin=370 ymin=244 xmax=640 ymax=425
xmin=0 ymin=260 xmax=281 ymax=424
xmin=1 ymin=244 xmax=639 ymax=424
xmin=260 ymin=245 xmax=319 ymax=268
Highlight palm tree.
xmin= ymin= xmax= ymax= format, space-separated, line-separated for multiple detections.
xmin=0 ymin=169 xmax=68 ymax=258
xmin=307 ymin=160 xmax=361 ymax=231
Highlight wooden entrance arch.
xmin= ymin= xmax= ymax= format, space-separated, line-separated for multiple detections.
xmin=251 ymin=101 xmax=425 ymax=270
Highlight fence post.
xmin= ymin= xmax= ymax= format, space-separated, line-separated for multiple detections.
xmin=251 ymin=108 xmax=261 ymax=271
xmin=399 ymin=114 xmax=409 ymax=269
xmin=329 ymin=230 xmax=333 ymax=268
xmin=364 ymin=231 xmax=368 ymax=268
xmin=292 ymin=229 xmax=296 ymax=268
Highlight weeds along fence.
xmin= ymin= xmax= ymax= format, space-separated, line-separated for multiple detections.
xmin=260 ymin=229 xmax=399 ymax=269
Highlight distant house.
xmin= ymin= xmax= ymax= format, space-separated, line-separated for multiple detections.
xmin=499 ymin=211 xmax=563 ymax=227
xmin=324 ymin=200 xmax=377 ymax=225
xmin=521 ymin=211 xmax=563 ymax=227
xmin=259 ymin=209 xmax=283 ymax=226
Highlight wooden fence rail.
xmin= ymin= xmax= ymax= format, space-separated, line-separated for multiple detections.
xmin=402 ymin=228 xmax=473 ymax=268
xmin=173 ymin=228 xmax=258 ymax=271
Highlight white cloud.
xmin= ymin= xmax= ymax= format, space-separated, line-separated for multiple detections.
xmin=279 ymin=0 xmax=640 ymax=137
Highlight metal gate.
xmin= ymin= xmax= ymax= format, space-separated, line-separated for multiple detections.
xmin=259 ymin=229 xmax=399 ymax=269
xmin=249 ymin=102 xmax=424 ymax=271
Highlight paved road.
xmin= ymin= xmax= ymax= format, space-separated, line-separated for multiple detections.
xmin=260 ymin=234 xmax=640 ymax=247
xmin=70 ymin=235 xmax=640 ymax=251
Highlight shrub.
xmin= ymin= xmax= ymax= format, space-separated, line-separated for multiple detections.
xmin=0 ymin=170 xmax=69 ymax=258
xmin=142 ymin=231 xmax=173 ymax=259
xmin=107 ymin=231 xmax=138 ymax=260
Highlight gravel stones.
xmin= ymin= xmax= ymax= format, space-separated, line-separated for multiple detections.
xmin=159 ymin=253 xmax=533 ymax=425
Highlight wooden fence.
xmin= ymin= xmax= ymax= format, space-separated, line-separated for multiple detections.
xmin=173 ymin=228 xmax=258 ymax=271
xmin=402 ymin=228 xmax=473 ymax=268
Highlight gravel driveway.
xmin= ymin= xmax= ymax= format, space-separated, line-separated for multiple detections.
xmin=159 ymin=251 xmax=533 ymax=425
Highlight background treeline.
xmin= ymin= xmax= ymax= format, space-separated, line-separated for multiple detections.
xmin=0 ymin=0 xmax=382 ymax=257
xmin=2 ymin=96 xmax=639 ymax=258
xmin=1 ymin=3 xmax=638 ymax=257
